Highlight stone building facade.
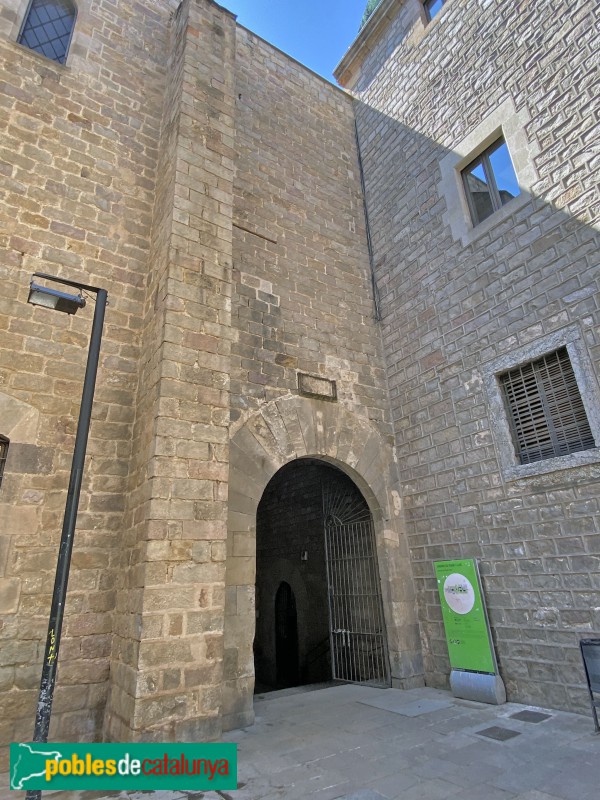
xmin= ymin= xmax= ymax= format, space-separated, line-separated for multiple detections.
xmin=336 ymin=0 xmax=600 ymax=711
xmin=0 ymin=0 xmax=598 ymax=768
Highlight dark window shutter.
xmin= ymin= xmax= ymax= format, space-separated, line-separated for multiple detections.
xmin=500 ymin=348 xmax=596 ymax=464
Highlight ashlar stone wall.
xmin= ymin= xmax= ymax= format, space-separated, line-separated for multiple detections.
xmin=104 ymin=0 xmax=237 ymax=743
xmin=221 ymin=25 xmax=427 ymax=727
xmin=2 ymin=0 xmax=418 ymax=753
xmin=338 ymin=0 xmax=600 ymax=711
xmin=0 ymin=0 xmax=178 ymax=769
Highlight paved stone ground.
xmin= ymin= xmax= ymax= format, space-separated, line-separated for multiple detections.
xmin=4 ymin=685 xmax=598 ymax=799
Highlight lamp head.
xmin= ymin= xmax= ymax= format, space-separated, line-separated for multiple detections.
xmin=28 ymin=282 xmax=86 ymax=315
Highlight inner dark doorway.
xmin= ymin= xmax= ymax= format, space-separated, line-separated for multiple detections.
xmin=275 ymin=581 xmax=299 ymax=687
xmin=254 ymin=458 xmax=389 ymax=694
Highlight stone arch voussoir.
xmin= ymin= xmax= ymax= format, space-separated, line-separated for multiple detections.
xmin=229 ymin=395 xmax=397 ymax=525
xmin=221 ymin=396 xmax=410 ymax=731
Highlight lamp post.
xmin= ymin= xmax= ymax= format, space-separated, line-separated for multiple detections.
xmin=25 ymin=273 xmax=108 ymax=800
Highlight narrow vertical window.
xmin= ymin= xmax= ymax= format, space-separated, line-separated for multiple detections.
xmin=0 ymin=436 xmax=9 ymax=490
xmin=18 ymin=0 xmax=77 ymax=65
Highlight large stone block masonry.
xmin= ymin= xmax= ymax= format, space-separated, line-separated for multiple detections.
xmin=337 ymin=0 xmax=600 ymax=713
xmin=1 ymin=0 xmax=598 ymax=768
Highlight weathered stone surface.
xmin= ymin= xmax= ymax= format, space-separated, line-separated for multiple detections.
xmin=224 ymin=395 xmax=415 ymax=726
xmin=6 ymin=444 xmax=53 ymax=474
xmin=338 ymin=0 xmax=600 ymax=712
xmin=0 ymin=578 xmax=20 ymax=614
xmin=0 ymin=0 xmax=597 ymax=758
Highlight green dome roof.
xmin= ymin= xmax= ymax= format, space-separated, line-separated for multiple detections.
xmin=360 ymin=0 xmax=383 ymax=29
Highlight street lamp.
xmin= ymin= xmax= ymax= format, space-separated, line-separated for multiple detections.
xmin=25 ymin=273 xmax=108 ymax=800
xmin=28 ymin=282 xmax=86 ymax=314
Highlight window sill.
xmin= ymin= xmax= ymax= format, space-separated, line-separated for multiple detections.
xmin=483 ymin=326 xmax=600 ymax=484
xmin=9 ymin=39 xmax=71 ymax=70
xmin=500 ymin=448 xmax=600 ymax=482
xmin=460 ymin=191 xmax=532 ymax=247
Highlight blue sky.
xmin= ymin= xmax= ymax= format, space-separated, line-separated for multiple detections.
xmin=221 ymin=1 xmax=370 ymax=82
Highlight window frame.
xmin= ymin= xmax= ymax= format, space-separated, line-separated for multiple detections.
xmin=498 ymin=347 xmax=596 ymax=465
xmin=483 ymin=327 xmax=600 ymax=481
xmin=17 ymin=0 xmax=78 ymax=66
xmin=461 ymin=137 xmax=519 ymax=227
xmin=438 ymin=99 xmax=539 ymax=246
xmin=0 ymin=435 xmax=9 ymax=490
xmin=423 ymin=0 xmax=446 ymax=23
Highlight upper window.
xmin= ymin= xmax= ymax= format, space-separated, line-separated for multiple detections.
xmin=424 ymin=0 xmax=446 ymax=21
xmin=0 ymin=435 xmax=8 ymax=490
xmin=461 ymin=138 xmax=521 ymax=226
xmin=499 ymin=348 xmax=596 ymax=465
xmin=18 ymin=0 xmax=77 ymax=65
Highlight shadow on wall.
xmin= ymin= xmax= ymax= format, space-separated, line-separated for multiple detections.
xmin=352 ymin=91 xmax=600 ymax=711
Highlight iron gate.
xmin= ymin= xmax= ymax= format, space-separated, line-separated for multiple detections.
xmin=323 ymin=484 xmax=390 ymax=687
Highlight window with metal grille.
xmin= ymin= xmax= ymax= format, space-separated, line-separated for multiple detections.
xmin=500 ymin=348 xmax=596 ymax=465
xmin=18 ymin=0 xmax=77 ymax=65
xmin=0 ymin=436 xmax=8 ymax=489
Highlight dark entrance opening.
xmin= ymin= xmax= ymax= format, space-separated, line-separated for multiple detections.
xmin=254 ymin=458 xmax=390 ymax=694
xmin=275 ymin=581 xmax=299 ymax=688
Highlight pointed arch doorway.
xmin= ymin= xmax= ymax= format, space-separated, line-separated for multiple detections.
xmin=254 ymin=458 xmax=390 ymax=693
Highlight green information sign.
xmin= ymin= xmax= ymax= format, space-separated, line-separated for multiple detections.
xmin=434 ymin=559 xmax=496 ymax=674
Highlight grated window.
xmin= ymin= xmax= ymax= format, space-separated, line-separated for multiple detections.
xmin=18 ymin=0 xmax=77 ymax=65
xmin=500 ymin=348 xmax=596 ymax=465
xmin=0 ymin=436 xmax=8 ymax=489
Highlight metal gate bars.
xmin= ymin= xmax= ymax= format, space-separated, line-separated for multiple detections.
xmin=323 ymin=484 xmax=390 ymax=687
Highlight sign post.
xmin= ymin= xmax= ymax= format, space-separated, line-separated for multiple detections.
xmin=579 ymin=638 xmax=600 ymax=733
xmin=434 ymin=559 xmax=505 ymax=704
